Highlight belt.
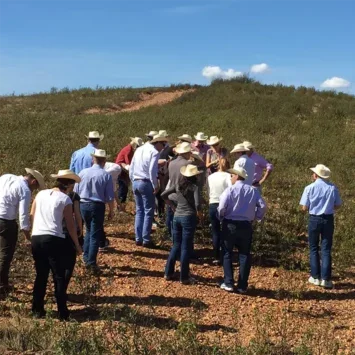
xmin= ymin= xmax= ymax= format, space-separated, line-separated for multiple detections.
xmin=134 ymin=178 xmax=150 ymax=182
xmin=80 ymin=200 xmax=105 ymax=205
xmin=0 ymin=218 xmax=17 ymax=223
xmin=310 ymin=214 xmax=333 ymax=217
xmin=224 ymin=219 xmax=251 ymax=224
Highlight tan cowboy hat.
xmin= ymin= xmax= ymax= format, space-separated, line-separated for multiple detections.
xmin=25 ymin=168 xmax=45 ymax=190
xmin=194 ymin=132 xmax=208 ymax=141
xmin=243 ymin=141 xmax=254 ymax=149
xmin=230 ymin=143 xmax=249 ymax=153
xmin=50 ymin=169 xmax=81 ymax=183
xmin=90 ymin=149 xmax=110 ymax=158
xmin=310 ymin=164 xmax=331 ymax=179
xmin=207 ymin=136 xmax=223 ymax=146
xmin=85 ymin=131 xmax=104 ymax=140
xmin=130 ymin=137 xmax=143 ymax=147
xmin=178 ymin=134 xmax=193 ymax=143
xmin=150 ymin=133 xmax=169 ymax=144
xmin=180 ymin=164 xmax=202 ymax=177
xmin=158 ymin=130 xmax=169 ymax=137
xmin=145 ymin=130 xmax=158 ymax=137
xmin=175 ymin=142 xmax=191 ymax=154
xmin=227 ymin=167 xmax=248 ymax=179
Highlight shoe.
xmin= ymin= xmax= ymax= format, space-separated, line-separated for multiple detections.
xmin=32 ymin=310 xmax=46 ymax=319
xmin=143 ymin=242 xmax=157 ymax=249
xmin=212 ymin=259 xmax=222 ymax=266
xmin=164 ymin=275 xmax=173 ymax=281
xmin=220 ymin=283 xmax=234 ymax=292
xmin=180 ymin=277 xmax=197 ymax=285
xmin=320 ymin=280 xmax=333 ymax=289
xmin=236 ymin=288 xmax=247 ymax=294
xmin=308 ymin=276 xmax=321 ymax=286
xmin=136 ymin=241 xmax=143 ymax=246
xmin=99 ymin=239 xmax=110 ymax=251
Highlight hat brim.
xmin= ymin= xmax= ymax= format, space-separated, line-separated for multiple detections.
xmin=85 ymin=134 xmax=104 ymax=141
xmin=178 ymin=136 xmax=193 ymax=143
xmin=191 ymin=153 xmax=203 ymax=162
xmin=180 ymin=166 xmax=202 ymax=177
xmin=194 ymin=136 xmax=208 ymax=141
xmin=310 ymin=168 xmax=330 ymax=179
xmin=175 ymin=147 xmax=191 ymax=154
xmin=25 ymin=168 xmax=45 ymax=190
xmin=90 ymin=153 xmax=110 ymax=159
xmin=231 ymin=148 xmax=249 ymax=153
xmin=206 ymin=138 xmax=222 ymax=146
xmin=150 ymin=137 xmax=168 ymax=144
xmin=50 ymin=174 xmax=81 ymax=183
xmin=227 ymin=168 xmax=248 ymax=179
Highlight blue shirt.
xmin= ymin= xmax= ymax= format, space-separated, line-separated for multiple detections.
xmin=218 ymin=181 xmax=267 ymax=221
xmin=129 ymin=143 xmax=160 ymax=189
xmin=70 ymin=143 xmax=95 ymax=174
xmin=300 ymin=178 xmax=342 ymax=215
xmin=74 ymin=164 xmax=115 ymax=204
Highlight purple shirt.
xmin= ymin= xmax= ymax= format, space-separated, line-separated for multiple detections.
xmin=218 ymin=181 xmax=267 ymax=221
xmin=191 ymin=141 xmax=210 ymax=163
xmin=250 ymin=151 xmax=273 ymax=183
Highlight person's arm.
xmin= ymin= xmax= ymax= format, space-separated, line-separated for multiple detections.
xmin=63 ymin=204 xmax=82 ymax=255
xmin=255 ymin=194 xmax=267 ymax=221
xmin=258 ymin=156 xmax=273 ymax=184
xmin=73 ymin=200 xmax=83 ymax=237
xmin=217 ymin=189 xmax=229 ymax=221
xmin=299 ymin=187 xmax=310 ymax=212
xmin=149 ymin=151 xmax=159 ymax=193
xmin=30 ymin=198 xmax=36 ymax=230
xmin=105 ymin=175 xmax=115 ymax=219
xmin=129 ymin=155 xmax=135 ymax=181
xmin=69 ymin=152 xmax=76 ymax=173
xmin=334 ymin=187 xmax=342 ymax=210
xmin=19 ymin=190 xmax=31 ymax=241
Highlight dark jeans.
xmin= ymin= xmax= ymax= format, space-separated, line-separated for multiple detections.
xmin=156 ymin=191 xmax=165 ymax=218
xmin=80 ymin=202 xmax=105 ymax=266
xmin=166 ymin=205 xmax=175 ymax=239
xmin=221 ymin=219 xmax=253 ymax=290
xmin=0 ymin=219 xmax=18 ymax=290
xmin=118 ymin=177 xmax=129 ymax=203
xmin=32 ymin=234 xmax=68 ymax=319
xmin=165 ymin=215 xmax=197 ymax=281
xmin=308 ymin=214 xmax=334 ymax=281
xmin=209 ymin=203 xmax=221 ymax=260
xmin=64 ymin=234 xmax=77 ymax=293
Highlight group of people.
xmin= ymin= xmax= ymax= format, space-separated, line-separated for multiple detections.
xmin=0 ymin=129 xmax=342 ymax=320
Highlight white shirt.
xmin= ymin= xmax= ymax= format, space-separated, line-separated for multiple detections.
xmin=0 ymin=174 xmax=31 ymax=230
xmin=104 ymin=162 xmax=122 ymax=192
xmin=32 ymin=189 xmax=72 ymax=238
xmin=234 ymin=155 xmax=255 ymax=186
xmin=208 ymin=172 xmax=232 ymax=204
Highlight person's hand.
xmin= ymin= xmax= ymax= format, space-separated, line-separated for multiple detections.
xmin=170 ymin=204 xmax=176 ymax=213
xmin=153 ymin=187 xmax=159 ymax=195
xmin=107 ymin=209 xmax=114 ymax=220
xmin=76 ymin=244 xmax=83 ymax=256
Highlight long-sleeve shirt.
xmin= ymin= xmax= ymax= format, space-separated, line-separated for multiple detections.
xmin=300 ymin=178 xmax=342 ymax=215
xmin=74 ymin=164 xmax=114 ymax=204
xmin=233 ymin=155 xmax=255 ymax=186
xmin=129 ymin=143 xmax=160 ymax=189
xmin=104 ymin=162 xmax=122 ymax=193
xmin=0 ymin=174 xmax=31 ymax=230
xmin=115 ymin=144 xmax=134 ymax=166
xmin=161 ymin=184 xmax=201 ymax=217
xmin=69 ymin=143 xmax=95 ymax=174
xmin=218 ymin=181 xmax=267 ymax=221
xmin=250 ymin=151 xmax=273 ymax=183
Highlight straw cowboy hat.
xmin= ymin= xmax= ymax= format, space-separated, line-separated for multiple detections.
xmin=150 ymin=133 xmax=169 ymax=144
xmin=180 ymin=164 xmax=202 ymax=177
xmin=178 ymin=134 xmax=193 ymax=143
xmin=158 ymin=130 xmax=169 ymax=137
xmin=145 ymin=130 xmax=158 ymax=137
xmin=25 ymin=168 xmax=45 ymax=190
xmin=227 ymin=167 xmax=248 ymax=180
xmin=130 ymin=137 xmax=143 ymax=147
xmin=243 ymin=141 xmax=255 ymax=150
xmin=85 ymin=131 xmax=104 ymax=140
xmin=230 ymin=144 xmax=249 ymax=154
xmin=194 ymin=132 xmax=208 ymax=141
xmin=90 ymin=149 xmax=110 ymax=158
xmin=310 ymin=164 xmax=331 ymax=179
xmin=175 ymin=142 xmax=191 ymax=154
xmin=50 ymin=169 xmax=81 ymax=183
xmin=207 ymin=136 xmax=223 ymax=146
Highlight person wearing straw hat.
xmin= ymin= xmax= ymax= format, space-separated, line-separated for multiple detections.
xmin=129 ymin=133 xmax=168 ymax=248
xmin=162 ymin=164 xmax=202 ymax=284
xmin=145 ymin=131 xmax=158 ymax=142
xmin=206 ymin=136 xmax=228 ymax=175
xmin=69 ymin=131 xmax=104 ymax=174
xmin=231 ymin=144 xmax=255 ymax=186
xmin=74 ymin=149 xmax=115 ymax=272
xmin=115 ymin=137 xmax=143 ymax=212
xmin=243 ymin=141 xmax=273 ymax=191
xmin=177 ymin=134 xmax=193 ymax=144
xmin=218 ymin=167 xmax=266 ymax=293
xmin=300 ymin=164 xmax=342 ymax=289
xmin=0 ymin=168 xmax=45 ymax=296
xmin=30 ymin=169 xmax=82 ymax=320
xmin=192 ymin=132 xmax=210 ymax=164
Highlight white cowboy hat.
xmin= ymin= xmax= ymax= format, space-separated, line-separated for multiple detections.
xmin=150 ymin=133 xmax=169 ymax=144
xmin=50 ymin=169 xmax=81 ymax=183
xmin=85 ymin=131 xmax=104 ymax=140
xmin=180 ymin=164 xmax=202 ymax=177
xmin=145 ymin=130 xmax=158 ymax=137
xmin=194 ymin=132 xmax=208 ymax=141
xmin=243 ymin=141 xmax=254 ymax=150
xmin=206 ymin=136 xmax=223 ymax=146
xmin=158 ymin=130 xmax=169 ymax=137
xmin=227 ymin=167 xmax=248 ymax=180
xmin=230 ymin=144 xmax=249 ymax=154
xmin=90 ymin=149 xmax=110 ymax=158
xmin=178 ymin=134 xmax=193 ymax=143
xmin=310 ymin=164 xmax=331 ymax=179
xmin=175 ymin=142 xmax=192 ymax=154
xmin=25 ymin=168 xmax=45 ymax=190
xmin=130 ymin=137 xmax=143 ymax=147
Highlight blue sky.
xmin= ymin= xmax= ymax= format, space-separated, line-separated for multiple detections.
xmin=0 ymin=0 xmax=354 ymax=95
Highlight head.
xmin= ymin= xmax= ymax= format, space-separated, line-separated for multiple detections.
xmin=93 ymin=156 xmax=106 ymax=167
xmin=24 ymin=173 xmax=41 ymax=192
xmin=152 ymin=141 xmax=166 ymax=152
xmin=231 ymin=173 xmax=245 ymax=185
xmin=234 ymin=151 xmax=246 ymax=159
xmin=130 ymin=137 xmax=143 ymax=150
xmin=218 ymin=158 xmax=230 ymax=172
xmin=312 ymin=173 xmax=319 ymax=181
xmin=196 ymin=140 xmax=205 ymax=147
xmin=243 ymin=141 xmax=254 ymax=157
xmin=53 ymin=178 xmax=76 ymax=193
xmin=88 ymin=138 xmax=100 ymax=148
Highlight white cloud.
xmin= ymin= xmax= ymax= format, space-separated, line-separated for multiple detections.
xmin=250 ymin=63 xmax=270 ymax=74
xmin=202 ymin=66 xmax=243 ymax=80
xmin=320 ymin=77 xmax=351 ymax=89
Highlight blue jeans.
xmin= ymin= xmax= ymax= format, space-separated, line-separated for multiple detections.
xmin=118 ymin=177 xmax=129 ymax=203
xmin=166 ymin=205 xmax=175 ymax=239
xmin=308 ymin=214 xmax=334 ymax=280
xmin=80 ymin=202 xmax=105 ymax=266
xmin=209 ymin=203 xmax=221 ymax=259
xmin=221 ymin=219 xmax=252 ymax=290
xmin=165 ymin=215 xmax=197 ymax=281
xmin=133 ymin=180 xmax=155 ymax=243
